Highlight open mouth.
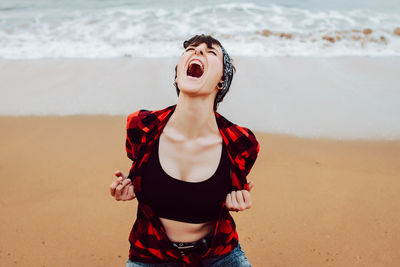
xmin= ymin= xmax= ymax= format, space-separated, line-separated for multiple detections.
xmin=186 ymin=59 xmax=204 ymax=78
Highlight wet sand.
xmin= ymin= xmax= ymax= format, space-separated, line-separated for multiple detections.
xmin=1 ymin=57 xmax=400 ymax=139
xmin=0 ymin=115 xmax=399 ymax=266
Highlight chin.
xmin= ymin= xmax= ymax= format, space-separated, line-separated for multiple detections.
xmin=179 ymin=85 xmax=203 ymax=95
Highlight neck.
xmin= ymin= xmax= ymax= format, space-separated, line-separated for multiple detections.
xmin=167 ymin=93 xmax=219 ymax=140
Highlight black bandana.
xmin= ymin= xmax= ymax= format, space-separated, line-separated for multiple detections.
xmin=216 ymin=46 xmax=234 ymax=104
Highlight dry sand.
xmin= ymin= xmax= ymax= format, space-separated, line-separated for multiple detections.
xmin=1 ymin=115 xmax=399 ymax=266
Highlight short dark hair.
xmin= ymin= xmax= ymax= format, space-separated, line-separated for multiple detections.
xmin=174 ymin=34 xmax=235 ymax=111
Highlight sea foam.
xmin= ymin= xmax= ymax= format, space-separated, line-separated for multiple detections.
xmin=0 ymin=1 xmax=400 ymax=58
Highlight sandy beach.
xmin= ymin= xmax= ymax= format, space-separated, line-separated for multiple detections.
xmin=0 ymin=115 xmax=399 ymax=266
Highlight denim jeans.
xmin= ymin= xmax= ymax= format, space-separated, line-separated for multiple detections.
xmin=126 ymin=243 xmax=251 ymax=267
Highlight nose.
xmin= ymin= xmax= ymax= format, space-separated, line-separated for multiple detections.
xmin=195 ymin=46 xmax=204 ymax=56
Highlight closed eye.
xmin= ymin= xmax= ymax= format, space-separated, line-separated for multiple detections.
xmin=208 ymin=50 xmax=217 ymax=55
xmin=185 ymin=48 xmax=194 ymax=52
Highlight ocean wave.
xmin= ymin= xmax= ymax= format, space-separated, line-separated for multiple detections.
xmin=0 ymin=1 xmax=400 ymax=58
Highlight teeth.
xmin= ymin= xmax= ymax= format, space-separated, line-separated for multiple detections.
xmin=189 ymin=59 xmax=204 ymax=72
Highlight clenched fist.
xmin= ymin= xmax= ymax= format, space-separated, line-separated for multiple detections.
xmin=110 ymin=170 xmax=136 ymax=201
xmin=225 ymin=181 xmax=254 ymax=212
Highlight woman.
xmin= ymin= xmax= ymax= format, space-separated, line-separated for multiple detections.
xmin=110 ymin=34 xmax=260 ymax=266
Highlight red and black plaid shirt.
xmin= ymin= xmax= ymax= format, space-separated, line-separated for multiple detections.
xmin=125 ymin=104 xmax=259 ymax=266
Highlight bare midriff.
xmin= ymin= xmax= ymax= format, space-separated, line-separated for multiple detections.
xmin=160 ymin=217 xmax=216 ymax=243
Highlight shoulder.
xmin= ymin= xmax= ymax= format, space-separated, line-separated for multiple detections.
xmin=126 ymin=109 xmax=151 ymax=129
xmin=216 ymin=112 xmax=259 ymax=155
xmin=127 ymin=105 xmax=175 ymax=130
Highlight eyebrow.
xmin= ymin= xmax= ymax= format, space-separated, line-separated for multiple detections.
xmin=187 ymin=45 xmax=220 ymax=54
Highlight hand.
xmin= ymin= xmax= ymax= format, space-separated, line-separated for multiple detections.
xmin=110 ymin=170 xmax=136 ymax=201
xmin=225 ymin=181 xmax=254 ymax=212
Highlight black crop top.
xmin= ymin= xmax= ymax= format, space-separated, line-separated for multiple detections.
xmin=140 ymin=137 xmax=231 ymax=224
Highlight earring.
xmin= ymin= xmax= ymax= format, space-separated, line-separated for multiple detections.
xmin=217 ymin=82 xmax=224 ymax=88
